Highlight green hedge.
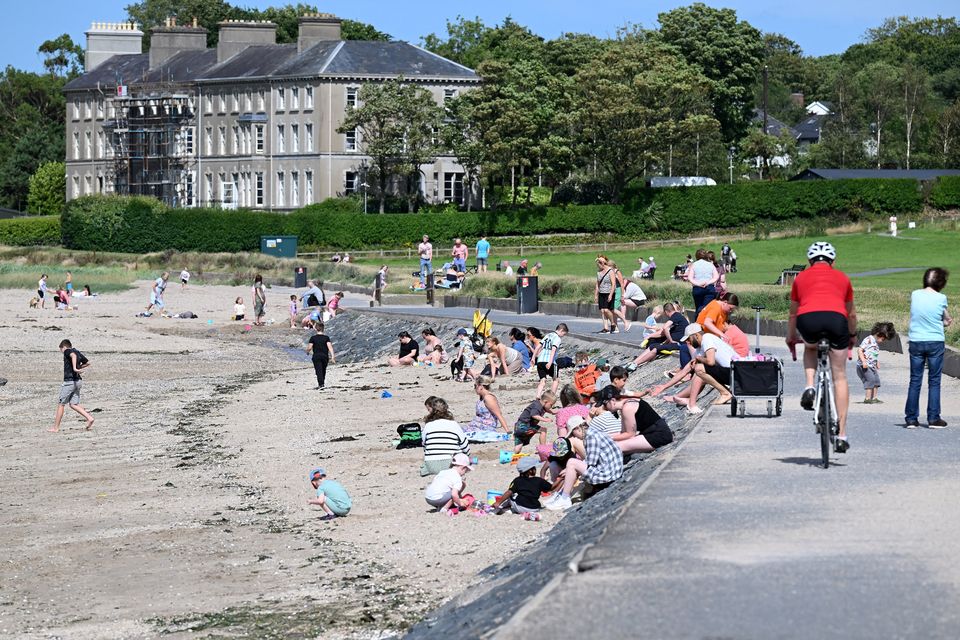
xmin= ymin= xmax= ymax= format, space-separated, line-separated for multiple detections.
xmin=626 ymin=179 xmax=922 ymax=233
xmin=62 ymin=178 xmax=926 ymax=252
xmin=930 ymin=176 xmax=960 ymax=210
xmin=0 ymin=215 xmax=61 ymax=246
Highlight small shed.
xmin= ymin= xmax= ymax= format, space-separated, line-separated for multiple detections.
xmin=260 ymin=235 xmax=298 ymax=258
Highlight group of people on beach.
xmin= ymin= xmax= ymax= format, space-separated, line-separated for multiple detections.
xmin=41 ymin=241 xmax=954 ymax=530
xmin=33 ymin=272 xmax=93 ymax=311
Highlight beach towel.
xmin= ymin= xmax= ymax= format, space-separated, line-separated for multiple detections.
xmin=465 ymin=430 xmax=511 ymax=443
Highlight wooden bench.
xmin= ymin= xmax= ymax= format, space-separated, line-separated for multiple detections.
xmin=775 ymin=264 xmax=806 ymax=285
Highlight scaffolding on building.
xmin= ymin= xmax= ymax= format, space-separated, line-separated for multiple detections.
xmin=103 ymin=92 xmax=195 ymax=207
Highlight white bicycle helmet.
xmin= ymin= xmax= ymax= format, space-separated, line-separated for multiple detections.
xmin=807 ymin=241 xmax=836 ymax=262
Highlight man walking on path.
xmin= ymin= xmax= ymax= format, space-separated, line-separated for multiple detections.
xmin=418 ymin=235 xmax=433 ymax=287
xmin=50 ymin=339 xmax=95 ymax=432
xmin=476 ymin=236 xmax=491 ymax=273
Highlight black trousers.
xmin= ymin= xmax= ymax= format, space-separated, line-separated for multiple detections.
xmin=312 ymin=356 xmax=329 ymax=387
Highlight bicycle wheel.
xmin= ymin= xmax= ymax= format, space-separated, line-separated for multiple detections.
xmin=820 ymin=379 xmax=831 ymax=469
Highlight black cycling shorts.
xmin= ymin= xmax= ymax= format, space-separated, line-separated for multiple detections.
xmin=796 ymin=311 xmax=850 ymax=350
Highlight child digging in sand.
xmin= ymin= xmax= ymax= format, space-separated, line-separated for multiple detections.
xmin=513 ymin=391 xmax=556 ymax=453
xmin=856 ymin=322 xmax=896 ymax=404
xmin=424 ymin=453 xmax=474 ymax=513
xmin=493 ymin=456 xmax=554 ymax=514
xmin=307 ymin=468 xmax=351 ymax=520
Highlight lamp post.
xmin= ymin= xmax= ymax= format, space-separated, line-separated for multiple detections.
xmin=728 ymin=146 xmax=736 ymax=185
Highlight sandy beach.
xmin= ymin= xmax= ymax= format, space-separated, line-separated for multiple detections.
xmin=0 ymin=280 xmax=660 ymax=639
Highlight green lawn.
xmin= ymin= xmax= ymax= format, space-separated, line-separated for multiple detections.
xmin=355 ymin=223 xmax=960 ymax=342
xmin=357 ymin=226 xmax=960 ymax=289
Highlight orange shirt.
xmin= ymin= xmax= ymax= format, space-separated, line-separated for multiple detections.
xmin=697 ymin=300 xmax=728 ymax=333
xmin=573 ymin=364 xmax=601 ymax=399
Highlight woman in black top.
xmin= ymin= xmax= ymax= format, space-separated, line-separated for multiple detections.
xmin=596 ymin=385 xmax=673 ymax=455
xmin=306 ymin=323 xmax=336 ymax=389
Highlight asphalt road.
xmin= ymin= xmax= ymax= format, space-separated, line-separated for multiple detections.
xmin=495 ymin=337 xmax=960 ymax=640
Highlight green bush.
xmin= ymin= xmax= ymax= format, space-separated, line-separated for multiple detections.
xmin=930 ymin=176 xmax=960 ymax=210
xmin=625 ymin=179 xmax=922 ymax=233
xmin=62 ymin=178 xmax=926 ymax=253
xmin=0 ymin=215 xmax=61 ymax=246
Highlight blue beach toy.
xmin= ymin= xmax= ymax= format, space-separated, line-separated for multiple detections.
xmin=381 ymin=390 xmax=393 ymax=398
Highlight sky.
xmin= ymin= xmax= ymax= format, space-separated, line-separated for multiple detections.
xmin=3 ymin=0 xmax=957 ymax=73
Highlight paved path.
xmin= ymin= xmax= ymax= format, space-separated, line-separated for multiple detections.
xmin=344 ymin=301 xmax=649 ymax=348
xmin=495 ymin=336 xmax=960 ymax=640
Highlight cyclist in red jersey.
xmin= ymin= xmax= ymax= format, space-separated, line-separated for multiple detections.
xmin=785 ymin=241 xmax=857 ymax=453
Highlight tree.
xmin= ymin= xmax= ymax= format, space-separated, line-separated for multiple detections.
xmin=0 ymin=67 xmax=66 ymax=210
xmin=443 ymin=94 xmax=486 ymax=211
xmin=126 ymin=0 xmax=235 ymax=48
xmin=901 ymin=64 xmax=930 ymax=169
xmin=466 ymin=57 xmax=567 ymax=206
xmin=740 ymin=129 xmax=779 ymax=179
xmin=421 ymin=16 xmax=544 ymax=70
xmin=934 ymin=99 xmax=960 ymax=167
xmin=340 ymin=19 xmax=390 ymax=41
xmin=817 ymin=65 xmax=867 ymax=168
xmin=393 ymin=85 xmax=443 ymax=212
xmin=38 ymin=35 xmax=84 ymax=78
xmin=656 ymin=3 xmax=764 ymax=142
xmin=27 ymin=161 xmax=65 ymax=214
xmin=571 ymin=37 xmax=717 ymax=201
xmin=338 ymin=79 xmax=442 ymax=213
xmin=856 ymin=62 xmax=901 ymax=167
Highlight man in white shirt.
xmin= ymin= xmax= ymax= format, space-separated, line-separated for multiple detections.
xmin=681 ymin=322 xmax=736 ymax=411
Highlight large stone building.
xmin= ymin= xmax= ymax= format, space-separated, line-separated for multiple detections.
xmin=63 ymin=14 xmax=479 ymax=210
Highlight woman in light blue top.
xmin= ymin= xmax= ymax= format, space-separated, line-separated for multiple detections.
xmin=905 ymin=267 xmax=952 ymax=428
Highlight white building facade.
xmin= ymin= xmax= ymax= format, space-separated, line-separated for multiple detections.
xmin=64 ymin=15 xmax=479 ymax=211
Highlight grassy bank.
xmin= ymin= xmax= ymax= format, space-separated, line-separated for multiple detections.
xmin=0 ymin=247 xmax=379 ymax=293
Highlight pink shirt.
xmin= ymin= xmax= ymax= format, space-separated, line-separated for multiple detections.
xmin=328 ymin=297 xmax=340 ymax=311
xmin=418 ymin=242 xmax=433 ymax=260
xmin=452 ymin=244 xmax=468 ymax=260
xmin=554 ymin=404 xmax=590 ymax=434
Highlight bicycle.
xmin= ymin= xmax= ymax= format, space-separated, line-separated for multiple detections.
xmin=812 ymin=339 xmax=840 ymax=468
xmin=791 ymin=338 xmax=840 ymax=469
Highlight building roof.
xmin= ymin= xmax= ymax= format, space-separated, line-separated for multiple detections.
xmin=752 ymin=109 xmax=798 ymax=138
xmin=790 ymin=168 xmax=960 ymax=181
xmin=67 ymin=39 xmax=478 ymax=91
xmin=794 ymin=114 xmax=826 ymax=142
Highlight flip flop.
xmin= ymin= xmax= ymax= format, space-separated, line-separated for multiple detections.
xmin=712 ymin=395 xmax=733 ymax=406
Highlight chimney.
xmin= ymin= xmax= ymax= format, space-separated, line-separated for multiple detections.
xmin=149 ymin=17 xmax=207 ymax=70
xmin=790 ymin=92 xmax=805 ymax=108
xmin=298 ymin=13 xmax=342 ymax=53
xmin=84 ymin=21 xmax=144 ymax=72
xmin=217 ymin=20 xmax=277 ymax=63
